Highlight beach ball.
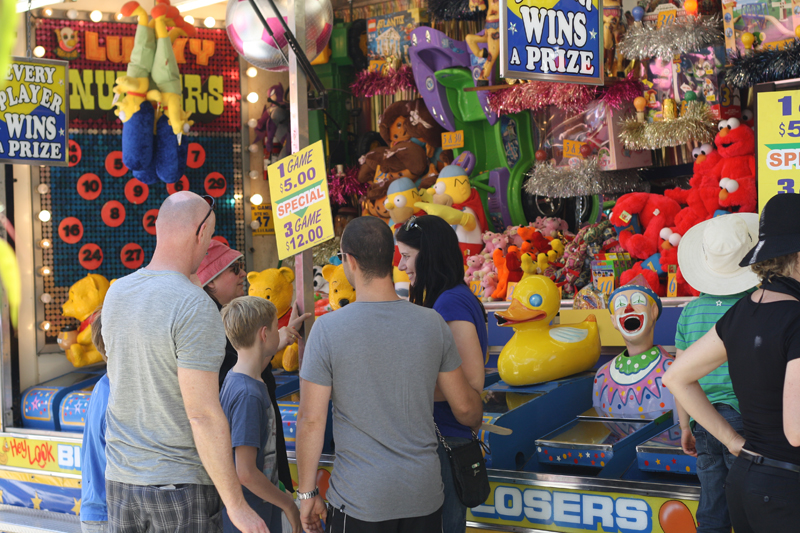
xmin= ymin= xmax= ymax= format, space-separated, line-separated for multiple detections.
xmin=225 ymin=0 xmax=333 ymax=72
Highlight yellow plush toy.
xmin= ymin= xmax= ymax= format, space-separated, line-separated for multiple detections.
xmin=247 ymin=267 xmax=299 ymax=371
xmin=322 ymin=264 xmax=356 ymax=310
xmin=62 ymin=274 xmax=110 ymax=368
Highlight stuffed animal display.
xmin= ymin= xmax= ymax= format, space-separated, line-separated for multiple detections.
xmin=61 ymin=274 xmax=110 ymax=367
xmin=322 ymin=264 xmax=356 ymax=310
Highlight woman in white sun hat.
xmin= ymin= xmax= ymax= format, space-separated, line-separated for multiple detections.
xmin=665 ymin=194 xmax=800 ymax=533
xmin=671 ymin=213 xmax=758 ymax=533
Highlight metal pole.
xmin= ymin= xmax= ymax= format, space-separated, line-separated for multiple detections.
xmin=289 ymin=0 xmax=314 ymax=367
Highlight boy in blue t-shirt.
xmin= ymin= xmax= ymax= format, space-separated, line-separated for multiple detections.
xmin=220 ymin=296 xmax=301 ymax=533
xmin=81 ymin=310 xmax=108 ymax=533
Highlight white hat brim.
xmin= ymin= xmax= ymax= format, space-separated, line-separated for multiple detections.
xmin=678 ymin=213 xmax=760 ymax=296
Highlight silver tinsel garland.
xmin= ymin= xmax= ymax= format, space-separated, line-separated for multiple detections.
xmin=618 ymin=15 xmax=724 ymax=60
xmin=523 ymin=158 xmax=648 ymax=198
xmin=619 ymin=101 xmax=716 ymax=150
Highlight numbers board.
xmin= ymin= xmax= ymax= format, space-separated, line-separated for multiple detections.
xmin=267 ymin=141 xmax=333 ymax=260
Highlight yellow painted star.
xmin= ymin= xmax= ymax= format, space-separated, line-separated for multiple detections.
xmin=71 ymin=498 xmax=81 ymax=516
xmin=656 ymin=459 xmax=661 ymax=465
xmin=578 ymin=453 xmax=583 ymax=458
xmin=31 ymin=491 xmax=42 ymax=510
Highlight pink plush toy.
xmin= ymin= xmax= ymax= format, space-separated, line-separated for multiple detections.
xmin=481 ymin=232 xmax=501 ymax=253
xmin=465 ymin=255 xmax=486 ymax=282
xmin=476 ymin=260 xmax=496 ymax=280
xmin=503 ymin=226 xmax=524 ymax=248
xmin=481 ymin=272 xmax=498 ymax=300
xmin=534 ymin=216 xmax=568 ymax=238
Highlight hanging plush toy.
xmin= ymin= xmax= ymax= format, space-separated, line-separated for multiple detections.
xmin=380 ymin=100 xmax=453 ymax=176
xmin=465 ymin=0 xmax=500 ymax=84
xmin=115 ymin=0 xmax=194 ymax=185
xmin=254 ymin=84 xmax=289 ymax=164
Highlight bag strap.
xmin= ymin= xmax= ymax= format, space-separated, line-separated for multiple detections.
xmin=434 ymin=422 xmax=484 ymax=454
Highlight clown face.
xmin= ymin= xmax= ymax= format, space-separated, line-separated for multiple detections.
xmin=611 ymin=289 xmax=658 ymax=341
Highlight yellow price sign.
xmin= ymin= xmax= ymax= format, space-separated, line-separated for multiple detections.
xmin=563 ymin=139 xmax=586 ymax=159
xmin=756 ymin=90 xmax=800 ymax=213
xmin=442 ymin=130 xmax=464 ymax=150
xmin=267 ymin=141 xmax=334 ymax=260
xmin=596 ymin=275 xmax=615 ymax=297
xmin=250 ymin=204 xmax=275 ymax=236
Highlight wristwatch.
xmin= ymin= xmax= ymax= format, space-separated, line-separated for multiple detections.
xmin=297 ymin=487 xmax=319 ymax=500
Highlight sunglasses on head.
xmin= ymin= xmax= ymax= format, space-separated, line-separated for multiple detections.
xmin=196 ymin=195 xmax=216 ymax=236
xmin=403 ymin=215 xmax=422 ymax=233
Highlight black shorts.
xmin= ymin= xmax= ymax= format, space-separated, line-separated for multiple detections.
xmin=326 ymin=505 xmax=443 ymax=533
xmin=106 ymin=480 xmax=222 ymax=533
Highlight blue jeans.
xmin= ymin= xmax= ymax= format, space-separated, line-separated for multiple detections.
xmin=437 ymin=437 xmax=471 ymax=533
xmin=693 ymin=404 xmax=744 ymax=533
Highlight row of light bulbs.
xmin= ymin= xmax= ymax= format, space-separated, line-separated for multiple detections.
xmin=245 ymin=65 xmax=266 ymax=221
xmin=37 ymin=180 xmax=52 ymax=332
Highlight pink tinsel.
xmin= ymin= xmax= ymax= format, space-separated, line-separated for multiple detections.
xmin=328 ymin=166 xmax=368 ymax=206
xmin=488 ymin=82 xmax=598 ymax=115
xmin=600 ymin=73 xmax=645 ymax=111
xmin=488 ymin=74 xmax=646 ymax=115
xmin=350 ymin=66 xmax=416 ymax=98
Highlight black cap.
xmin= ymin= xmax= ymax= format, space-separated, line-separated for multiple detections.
xmin=740 ymin=193 xmax=800 ymax=266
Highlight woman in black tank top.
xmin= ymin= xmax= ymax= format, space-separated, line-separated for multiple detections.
xmin=664 ymin=194 xmax=800 ymax=533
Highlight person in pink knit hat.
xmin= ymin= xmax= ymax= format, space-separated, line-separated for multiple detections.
xmin=197 ymin=240 xmax=310 ymax=496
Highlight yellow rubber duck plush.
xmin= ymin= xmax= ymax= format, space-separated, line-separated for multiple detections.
xmin=62 ymin=274 xmax=110 ymax=367
xmin=495 ymin=275 xmax=600 ymax=385
xmin=247 ymin=267 xmax=299 ymax=372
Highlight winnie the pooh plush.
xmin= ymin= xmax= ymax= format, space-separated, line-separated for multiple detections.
xmin=62 ymin=274 xmax=110 ymax=367
xmin=247 ymin=267 xmax=299 ymax=371
xmin=322 ymin=264 xmax=356 ymax=310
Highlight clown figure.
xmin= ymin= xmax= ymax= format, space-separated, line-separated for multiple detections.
xmin=415 ymin=164 xmax=488 ymax=262
xmin=592 ymin=278 xmax=677 ymax=420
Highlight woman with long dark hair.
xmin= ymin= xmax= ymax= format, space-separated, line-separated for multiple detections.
xmin=395 ymin=215 xmax=487 ymax=532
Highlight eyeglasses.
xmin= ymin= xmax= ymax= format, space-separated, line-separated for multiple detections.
xmin=403 ymin=215 xmax=422 ymax=232
xmin=196 ymin=195 xmax=216 ymax=236
xmin=229 ymin=259 xmax=245 ymax=276
xmin=337 ymin=251 xmax=358 ymax=262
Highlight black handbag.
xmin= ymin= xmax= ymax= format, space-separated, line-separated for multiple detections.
xmin=435 ymin=423 xmax=491 ymax=508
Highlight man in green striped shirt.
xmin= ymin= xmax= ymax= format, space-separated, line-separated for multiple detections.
xmin=675 ymin=213 xmax=760 ymax=533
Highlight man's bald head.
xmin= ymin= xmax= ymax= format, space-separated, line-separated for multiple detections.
xmin=156 ymin=192 xmax=212 ymax=236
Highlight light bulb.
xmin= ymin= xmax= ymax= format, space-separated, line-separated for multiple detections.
xmin=184 ymin=15 xmax=194 ymax=24
xmin=246 ymin=67 xmax=258 ymax=78
xmin=33 ymin=46 xmax=45 ymax=58
xmin=115 ymin=12 xmax=123 ymax=20
xmin=38 ymin=210 xmax=51 ymax=222
xmin=247 ymin=118 xmax=258 ymax=128
xmin=204 ymin=17 xmax=215 ymax=28
xmin=39 ymin=239 xmax=51 ymax=249
xmin=39 ymin=321 xmax=51 ymax=331
xmin=37 ymin=183 xmax=49 ymax=195
xmin=249 ymin=144 xmax=260 ymax=153
xmin=38 ymin=266 xmax=51 ymax=276
xmin=66 ymin=8 xmax=78 ymax=19
xmin=42 ymin=7 xmax=52 ymax=16
xmin=250 ymin=194 xmax=263 ymax=206
xmin=247 ymin=92 xmax=259 ymax=103
xmin=249 ymin=170 xmax=260 ymax=179
xmin=250 ymin=220 xmax=261 ymax=230
xmin=40 ymin=293 xmax=52 ymax=304
xmin=90 ymin=10 xmax=102 ymax=22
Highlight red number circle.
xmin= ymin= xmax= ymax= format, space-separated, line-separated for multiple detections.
xmin=124 ymin=178 xmax=149 ymax=205
xmin=68 ymin=140 xmax=81 ymax=167
xmin=143 ymin=209 xmax=159 ymax=235
xmin=101 ymin=201 xmax=126 ymax=228
xmin=105 ymin=151 xmax=128 ymax=178
xmin=79 ymin=243 xmax=103 ymax=270
xmin=212 ymin=235 xmax=229 ymax=247
xmin=204 ymin=172 xmax=227 ymax=197
xmin=77 ymin=173 xmax=102 ymax=201
xmin=166 ymin=176 xmax=190 ymax=195
xmin=120 ymin=243 xmax=145 ymax=269
xmin=186 ymin=143 xmax=206 ymax=169
xmin=58 ymin=217 xmax=84 ymax=244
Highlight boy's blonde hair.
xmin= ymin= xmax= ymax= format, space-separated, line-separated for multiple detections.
xmin=221 ymin=296 xmax=277 ymax=350
xmin=90 ymin=307 xmax=106 ymax=362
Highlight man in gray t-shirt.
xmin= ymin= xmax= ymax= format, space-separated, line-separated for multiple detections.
xmin=103 ymin=192 xmax=267 ymax=533
xmin=297 ymin=217 xmax=483 ymax=533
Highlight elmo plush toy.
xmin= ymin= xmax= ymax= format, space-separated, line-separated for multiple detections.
xmin=666 ymin=144 xmax=723 ymax=235
xmin=718 ymin=176 xmax=757 ymax=214
xmin=708 ymin=118 xmax=755 ymax=184
xmin=610 ymin=193 xmax=682 ymax=260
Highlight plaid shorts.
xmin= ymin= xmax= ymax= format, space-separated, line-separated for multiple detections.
xmin=106 ymin=480 xmax=222 ymax=533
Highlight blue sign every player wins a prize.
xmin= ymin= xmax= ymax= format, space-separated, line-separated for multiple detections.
xmin=499 ymin=0 xmax=603 ymax=85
